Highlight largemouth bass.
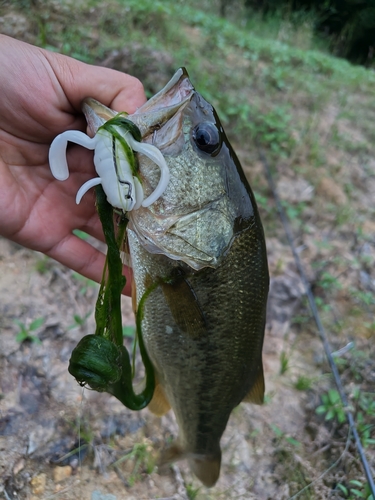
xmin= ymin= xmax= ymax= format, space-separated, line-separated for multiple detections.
xmin=84 ymin=68 xmax=269 ymax=487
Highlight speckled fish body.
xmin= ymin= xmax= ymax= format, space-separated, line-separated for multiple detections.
xmin=85 ymin=69 xmax=269 ymax=487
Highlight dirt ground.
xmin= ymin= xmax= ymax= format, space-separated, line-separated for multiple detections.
xmin=0 ymin=231 xmax=326 ymax=500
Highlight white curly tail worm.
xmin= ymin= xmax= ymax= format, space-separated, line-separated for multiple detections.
xmin=49 ymin=121 xmax=170 ymax=212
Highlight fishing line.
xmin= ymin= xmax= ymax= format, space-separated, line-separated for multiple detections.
xmin=258 ymin=147 xmax=375 ymax=496
xmin=79 ymin=386 xmax=85 ymax=468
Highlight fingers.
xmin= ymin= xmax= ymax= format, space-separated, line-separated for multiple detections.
xmin=47 ymin=233 xmax=132 ymax=296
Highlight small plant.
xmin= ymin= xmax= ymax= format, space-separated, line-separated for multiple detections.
xmin=14 ymin=317 xmax=45 ymax=344
xmin=186 ymin=483 xmax=200 ymax=500
xmin=71 ymin=272 xmax=97 ymax=295
xmin=35 ymin=255 xmax=52 ymax=274
xmin=337 ymin=480 xmax=374 ymax=499
xmin=270 ymin=424 xmax=301 ymax=447
xmin=68 ymin=311 xmax=92 ymax=330
xmin=294 ymin=375 xmax=312 ymax=391
xmin=315 ymin=389 xmax=347 ymax=424
xmin=352 ymin=388 xmax=375 ymax=448
xmin=112 ymin=442 xmax=155 ymax=486
xmin=317 ymin=271 xmax=342 ymax=291
xmin=279 ymin=350 xmax=290 ymax=375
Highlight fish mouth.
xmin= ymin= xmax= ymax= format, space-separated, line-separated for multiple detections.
xmin=82 ymin=68 xmax=194 ymax=138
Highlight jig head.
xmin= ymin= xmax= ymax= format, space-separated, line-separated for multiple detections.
xmin=49 ymin=112 xmax=170 ymax=211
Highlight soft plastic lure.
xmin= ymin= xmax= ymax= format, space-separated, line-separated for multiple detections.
xmin=48 ymin=113 xmax=161 ymax=410
xmin=49 ymin=114 xmax=170 ymax=211
xmin=68 ymin=186 xmax=155 ymax=411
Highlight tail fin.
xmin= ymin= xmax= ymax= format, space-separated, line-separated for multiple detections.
xmin=160 ymin=443 xmax=221 ymax=487
xmin=188 ymin=452 xmax=221 ymax=487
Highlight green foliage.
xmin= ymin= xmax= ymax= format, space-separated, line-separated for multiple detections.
xmin=186 ymin=483 xmax=201 ymax=500
xmin=317 ymin=271 xmax=342 ymax=291
xmin=68 ymin=311 xmax=92 ymax=330
xmin=34 ymin=255 xmax=52 ymax=274
xmin=71 ymin=272 xmax=97 ymax=295
xmin=249 ymin=106 xmax=295 ymax=158
xmin=351 ymin=388 xmax=375 ymax=448
xmin=243 ymin=0 xmax=375 ymax=65
xmin=295 ymin=375 xmax=312 ymax=391
xmin=337 ymin=479 xmax=374 ymax=499
xmin=271 ymin=424 xmax=301 ymax=447
xmin=314 ymin=296 xmax=332 ymax=313
xmin=316 ymin=389 xmax=346 ymax=424
xmin=13 ymin=317 xmax=45 ymax=344
xmin=112 ymin=443 xmax=155 ymax=485
xmin=279 ymin=350 xmax=290 ymax=375
xmin=281 ymin=200 xmax=307 ymax=223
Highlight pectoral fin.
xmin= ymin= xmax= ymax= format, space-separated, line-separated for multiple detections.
xmin=242 ymin=363 xmax=265 ymax=405
xmin=147 ymin=378 xmax=171 ymax=416
xmin=161 ymin=269 xmax=207 ymax=339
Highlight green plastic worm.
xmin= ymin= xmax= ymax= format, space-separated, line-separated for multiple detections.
xmin=68 ymin=122 xmax=155 ymax=411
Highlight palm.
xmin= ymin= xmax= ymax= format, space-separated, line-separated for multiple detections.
xmin=0 ymin=118 xmax=110 ymax=287
xmin=0 ymin=35 xmax=146 ymax=292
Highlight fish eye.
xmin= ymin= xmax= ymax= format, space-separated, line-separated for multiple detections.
xmin=192 ymin=122 xmax=221 ymax=155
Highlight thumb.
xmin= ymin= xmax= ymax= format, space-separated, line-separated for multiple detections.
xmin=43 ymin=49 xmax=147 ymax=114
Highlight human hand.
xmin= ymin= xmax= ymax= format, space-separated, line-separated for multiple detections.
xmin=0 ymin=35 xmax=146 ymax=295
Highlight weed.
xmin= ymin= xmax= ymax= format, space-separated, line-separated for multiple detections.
xmin=281 ymin=200 xmax=307 ymax=223
xmin=68 ymin=311 xmax=92 ymax=330
xmin=337 ymin=480 xmax=374 ymax=499
xmin=112 ymin=442 xmax=155 ymax=485
xmin=350 ymin=289 xmax=375 ymax=307
xmin=186 ymin=483 xmax=200 ymax=500
xmin=279 ymin=350 xmax=290 ymax=375
xmin=14 ymin=317 xmax=45 ymax=344
xmin=35 ymin=255 xmax=52 ymax=274
xmin=71 ymin=272 xmax=97 ymax=295
xmin=314 ymin=296 xmax=332 ymax=313
xmin=251 ymin=106 xmax=295 ymax=158
xmin=295 ymin=375 xmax=313 ymax=391
xmin=317 ymin=271 xmax=342 ymax=291
xmin=271 ymin=424 xmax=301 ymax=447
xmin=316 ymin=389 xmax=347 ymax=425
xmin=351 ymin=388 xmax=375 ymax=448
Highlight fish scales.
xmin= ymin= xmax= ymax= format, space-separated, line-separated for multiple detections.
xmin=128 ymin=219 xmax=268 ymax=454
